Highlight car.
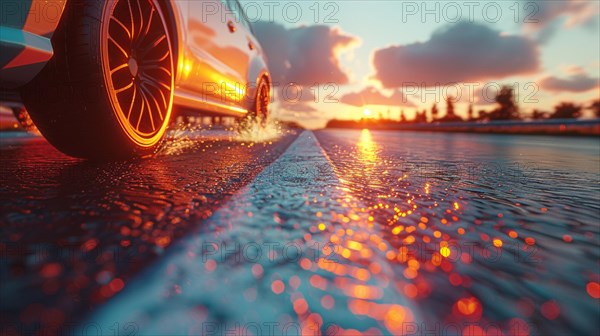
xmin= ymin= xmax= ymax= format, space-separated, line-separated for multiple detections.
xmin=0 ymin=0 xmax=271 ymax=159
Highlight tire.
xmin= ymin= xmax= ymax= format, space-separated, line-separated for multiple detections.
xmin=249 ymin=76 xmax=271 ymax=125
xmin=21 ymin=0 xmax=175 ymax=159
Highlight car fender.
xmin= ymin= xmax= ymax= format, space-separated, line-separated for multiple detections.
xmin=246 ymin=54 xmax=270 ymax=109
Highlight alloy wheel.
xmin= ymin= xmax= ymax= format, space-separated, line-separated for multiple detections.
xmin=102 ymin=0 xmax=174 ymax=147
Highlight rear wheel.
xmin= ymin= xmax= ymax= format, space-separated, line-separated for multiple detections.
xmin=253 ymin=77 xmax=270 ymax=123
xmin=242 ymin=77 xmax=270 ymax=127
xmin=21 ymin=0 xmax=174 ymax=159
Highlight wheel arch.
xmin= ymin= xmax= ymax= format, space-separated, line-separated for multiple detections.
xmin=247 ymin=55 xmax=271 ymax=111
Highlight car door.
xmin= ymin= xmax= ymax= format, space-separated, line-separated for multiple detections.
xmin=181 ymin=0 xmax=250 ymax=109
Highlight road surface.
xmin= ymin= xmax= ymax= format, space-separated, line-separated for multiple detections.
xmin=1 ymin=127 xmax=599 ymax=335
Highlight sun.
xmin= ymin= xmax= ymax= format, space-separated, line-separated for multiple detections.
xmin=363 ymin=108 xmax=371 ymax=117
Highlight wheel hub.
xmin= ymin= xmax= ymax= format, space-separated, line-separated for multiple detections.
xmin=128 ymin=57 xmax=139 ymax=77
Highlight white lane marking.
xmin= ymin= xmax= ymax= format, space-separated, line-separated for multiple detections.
xmin=78 ymin=131 xmax=418 ymax=336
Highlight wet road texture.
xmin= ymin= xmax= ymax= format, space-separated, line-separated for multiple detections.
xmin=1 ymin=127 xmax=599 ymax=336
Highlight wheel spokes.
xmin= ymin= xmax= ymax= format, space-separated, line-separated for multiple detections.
xmin=140 ymin=65 xmax=171 ymax=77
xmin=127 ymin=0 xmax=135 ymax=39
xmin=140 ymin=7 xmax=154 ymax=45
xmin=140 ymin=84 xmax=165 ymax=120
xmin=140 ymin=89 xmax=155 ymax=131
xmin=110 ymin=16 xmax=131 ymax=40
xmin=110 ymin=63 xmax=129 ymax=75
xmin=145 ymin=50 xmax=170 ymax=63
xmin=107 ymin=0 xmax=173 ymax=138
xmin=136 ymin=92 xmax=146 ymax=131
xmin=109 ymin=36 xmax=129 ymax=59
xmin=145 ymin=35 xmax=166 ymax=52
xmin=126 ymin=85 xmax=137 ymax=119
xmin=141 ymin=80 xmax=167 ymax=110
xmin=114 ymin=81 xmax=134 ymax=94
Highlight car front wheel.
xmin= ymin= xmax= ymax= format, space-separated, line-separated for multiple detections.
xmin=21 ymin=0 xmax=174 ymax=159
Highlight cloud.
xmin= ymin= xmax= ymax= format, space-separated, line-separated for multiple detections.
xmin=540 ymin=73 xmax=600 ymax=93
xmin=279 ymin=102 xmax=318 ymax=113
xmin=276 ymin=85 xmax=318 ymax=113
xmin=340 ymin=87 xmax=416 ymax=108
xmin=522 ymin=0 xmax=599 ymax=43
xmin=372 ymin=22 xmax=540 ymax=88
xmin=253 ymin=22 xmax=359 ymax=86
xmin=561 ymin=65 xmax=587 ymax=76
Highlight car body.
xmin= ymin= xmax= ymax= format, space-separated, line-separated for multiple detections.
xmin=0 ymin=0 xmax=271 ymax=158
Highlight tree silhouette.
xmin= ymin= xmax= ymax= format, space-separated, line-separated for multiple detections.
xmin=400 ymin=109 xmax=406 ymax=122
xmin=467 ymin=103 xmax=474 ymax=121
xmin=531 ymin=109 xmax=548 ymax=120
xmin=491 ymin=86 xmax=519 ymax=120
xmin=478 ymin=110 xmax=489 ymax=121
xmin=438 ymin=96 xmax=462 ymax=122
xmin=550 ymin=102 xmax=582 ymax=119
xmin=446 ymin=96 xmax=455 ymax=118
xmin=431 ymin=103 xmax=438 ymax=121
xmin=413 ymin=109 xmax=427 ymax=123
xmin=589 ymin=100 xmax=600 ymax=118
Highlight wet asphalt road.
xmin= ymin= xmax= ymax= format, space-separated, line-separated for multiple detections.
xmin=1 ymin=128 xmax=599 ymax=336
xmin=0 ymin=128 xmax=299 ymax=334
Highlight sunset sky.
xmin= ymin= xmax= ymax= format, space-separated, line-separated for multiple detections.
xmin=249 ymin=0 xmax=600 ymax=128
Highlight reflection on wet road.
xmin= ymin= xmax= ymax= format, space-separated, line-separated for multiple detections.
xmin=1 ymin=129 xmax=599 ymax=335
xmin=315 ymin=130 xmax=600 ymax=335
xmin=0 ymin=128 xmax=298 ymax=334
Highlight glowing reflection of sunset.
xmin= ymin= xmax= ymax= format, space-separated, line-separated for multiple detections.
xmin=357 ymin=129 xmax=378 ymax=165
xmin=315 ymin=129 xmax=542 ymax=334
